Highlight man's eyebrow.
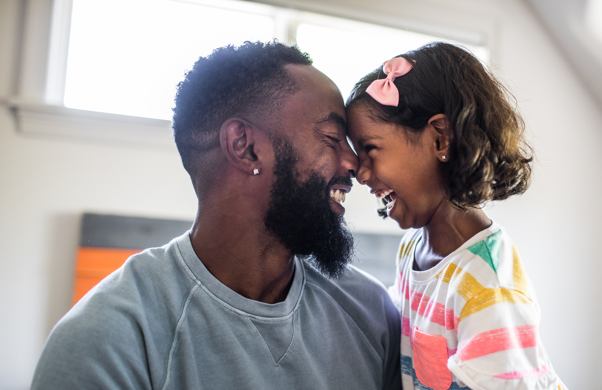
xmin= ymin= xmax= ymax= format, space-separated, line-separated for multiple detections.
xmin=316 ymin=112 xmax=346 ymax=132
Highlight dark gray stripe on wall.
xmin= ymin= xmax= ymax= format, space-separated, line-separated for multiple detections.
xmin=80 ymin=213 xmax=193 ymax=249
xmin=79 ymin=212 xmax=403 ymax=286
xmin=352 ymin=232 xmax=404 ymax=287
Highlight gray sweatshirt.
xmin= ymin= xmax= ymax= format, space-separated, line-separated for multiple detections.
xmin=32 ymin=233 xmax=401 ymax=389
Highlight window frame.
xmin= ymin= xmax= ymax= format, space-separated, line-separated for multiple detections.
xmin=8 ymin=0 xmax=496 ymax=148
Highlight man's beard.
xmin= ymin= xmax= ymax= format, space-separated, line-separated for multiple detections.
xmin=264 ymin=137 xmax=354 ymax=279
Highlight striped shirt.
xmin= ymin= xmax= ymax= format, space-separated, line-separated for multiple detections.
xmin=389 ymin=222 xmax=567 ymax=390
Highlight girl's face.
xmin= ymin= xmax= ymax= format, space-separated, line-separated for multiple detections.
xmin=346 ymin=105 xmax=446 ymax=230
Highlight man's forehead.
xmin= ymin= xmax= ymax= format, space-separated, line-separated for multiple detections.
xmin=282 ymin=64 xmax=345 ymax=116
xmin=285 ymin=64 xmax=340 ymax=93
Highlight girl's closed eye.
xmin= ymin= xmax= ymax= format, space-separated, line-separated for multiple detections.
xmin=363 ymin=144 xmax=377 ymax=153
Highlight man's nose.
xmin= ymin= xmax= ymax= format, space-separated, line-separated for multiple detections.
xmin=355 ymin=159 xmax=371 ymax=185
xmin=340 ymin=142 xmax=359 ymax=178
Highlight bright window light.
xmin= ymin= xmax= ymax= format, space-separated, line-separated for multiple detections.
xmin=585 ymin=0 xmax=602 ymax=44
xmin=64 ymin=0 xmax=274 ymax=119
xmin=63 ymin=0 xmax=489 ymax=120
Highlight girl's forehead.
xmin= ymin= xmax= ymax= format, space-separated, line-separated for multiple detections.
xmin=346 ymin=105 xmax=407 ymax=145
xmin=346 ymin=105 xmax=372 ymax=127
xmin=346 ymin=106 xmax=384 ymax=133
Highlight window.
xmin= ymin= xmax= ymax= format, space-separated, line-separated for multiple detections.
xmin=12 ymin=0 xmax=489 ymax=146
xmin=63 ymin=0 xmax=276 ymax=119
xmin=59 ymin=0 xmax=488 ymax=120
xmin=585 ymin=0 xmax=602 ymax=44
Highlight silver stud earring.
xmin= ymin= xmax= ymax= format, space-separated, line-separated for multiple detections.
xmin=253 ymin=168 xmax=260 ymax=175
xmin=441 ymin=155 xmax=447 ymax=161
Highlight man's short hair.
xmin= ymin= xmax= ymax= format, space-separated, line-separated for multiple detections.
xmin=172 ymin=41 xmax=312 ymax=188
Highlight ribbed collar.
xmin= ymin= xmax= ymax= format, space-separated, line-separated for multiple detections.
xmin=175 ymin=232 xmax=305 ymax=319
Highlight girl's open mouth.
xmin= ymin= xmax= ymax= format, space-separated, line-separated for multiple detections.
xmin=376 ymin=189 xmax=397 ymax=210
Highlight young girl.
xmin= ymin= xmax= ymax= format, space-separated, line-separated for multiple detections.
xmin=346 ymin=42 xmax=567 ymax=390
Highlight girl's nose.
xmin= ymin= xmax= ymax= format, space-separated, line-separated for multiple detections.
xmin=356 ymin=160 xmax=372 ymax=185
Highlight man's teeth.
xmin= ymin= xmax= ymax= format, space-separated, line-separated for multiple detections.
xmin=330 ymin=189 xmax=346 ymax=204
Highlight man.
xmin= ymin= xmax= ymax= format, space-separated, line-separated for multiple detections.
xmin=32 ymin=42 xmax=401 ymax=389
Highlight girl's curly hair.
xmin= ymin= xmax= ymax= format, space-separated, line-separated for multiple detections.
xmin=347 ymin=42 xmax=533 ymax=209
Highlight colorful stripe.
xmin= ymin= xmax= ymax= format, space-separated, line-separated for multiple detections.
xmin=402 ymin=316 xmax=411 ymax=337
xmin=456 ymin=324 xmax=538 ymax=361
xmin=512 ymin=244 xmax=528 ymax=295
xmin=446 ymin=309 xmax=459 ymax=332
xmin=436 ymin=263 xmax=485 ymax=302
xmin=459 ymin=288 xmax=532 ymax=322
xmin=453 ymin=268 xmax=484 ymax=302
xmin=409 ymin=291 xmax=457 ymax=330
xmin=494 ymin=363 xmax=549 ymax=379
xmin=436 ymin=263 xmax=457 ymax=284
xmin=467 ymin=230 xmax=502 ymax=273
xmin=398 ymin=239 xmax=418 ymax=260
xmin=395 ymin=228 xmax=563 ymax=388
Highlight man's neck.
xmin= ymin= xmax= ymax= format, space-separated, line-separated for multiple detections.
xmin=189 ymin=204 xmax=296 ymax=304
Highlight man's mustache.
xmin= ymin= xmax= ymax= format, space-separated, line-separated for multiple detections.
xmin=327 ymin=175 xmax=353 ymax=188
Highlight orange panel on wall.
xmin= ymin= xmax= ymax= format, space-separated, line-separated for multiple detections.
xmin=72 ymin=247 xmax=141 ymax=305
xmin=72 ymin=213 xmax=192 ymax=306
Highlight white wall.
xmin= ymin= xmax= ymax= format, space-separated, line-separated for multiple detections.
xmin=1 ymin=0 xmax=601 ymax=388
xmin=482 ymin=3 xmax=602 ymax=389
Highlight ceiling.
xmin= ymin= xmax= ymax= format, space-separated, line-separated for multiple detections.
xmin=527 ymin=0 xmax=602 ymax=106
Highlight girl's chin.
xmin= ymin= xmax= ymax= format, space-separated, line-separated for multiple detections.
xmin=387 ymin=203 xmax=405 ymax=228
xmin=393 ymin=218 xmax=411 ymax=230
xmin=388 ymin=204 xmax=415 ymax=230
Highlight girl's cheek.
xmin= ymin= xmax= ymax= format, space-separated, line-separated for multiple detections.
xmin=372 ymin=162 xmax=387 ymax=178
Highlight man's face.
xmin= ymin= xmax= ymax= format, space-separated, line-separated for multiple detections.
xmin=263 ymin=65 xmax=359 ymax=278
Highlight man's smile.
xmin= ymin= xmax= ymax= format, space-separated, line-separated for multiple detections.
xmin=329 ymin=188 xmax=349 ymax=204
xmin=327 ymin=178 xmax=353 ymax=214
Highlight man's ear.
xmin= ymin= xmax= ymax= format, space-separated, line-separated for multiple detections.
xmin=427 ymin=114 xmax=451 ymax=162
xmin=219 ymin=118 xmax=261 ymax=175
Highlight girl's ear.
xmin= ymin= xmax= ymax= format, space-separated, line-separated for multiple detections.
xmin=427 ymin=114 xmax=451 ymax=162
xmin=219 ymin=118 xmax=262 ymax=175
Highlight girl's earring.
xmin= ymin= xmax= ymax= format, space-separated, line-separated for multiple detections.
xmin=441 ymin=155 xmax=447 ymax=161
xmin=253 ymin=168 xmax=260 ymax=175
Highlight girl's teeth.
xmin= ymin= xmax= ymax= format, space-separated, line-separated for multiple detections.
xmin=386 ymin=198 xmax=396 ymax=210
xmin=376 ymin=189 xmax=394 ymax=199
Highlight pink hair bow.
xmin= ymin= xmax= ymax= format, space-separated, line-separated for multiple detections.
xmin=366 ymin=57 xmax=414 ymax=106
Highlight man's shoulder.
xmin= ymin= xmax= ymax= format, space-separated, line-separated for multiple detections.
xmin=31 ymin=236 xmax=195 ymax=389
xmin=56 ymin=237 xmax=192 ymax=335
xmin=85 ymin=237 xmax=194 ymax=306
xmin=300 ymin=260 xmax=401 ymax=380
xmin=304 ymin=260 xmax=385 ymax=289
